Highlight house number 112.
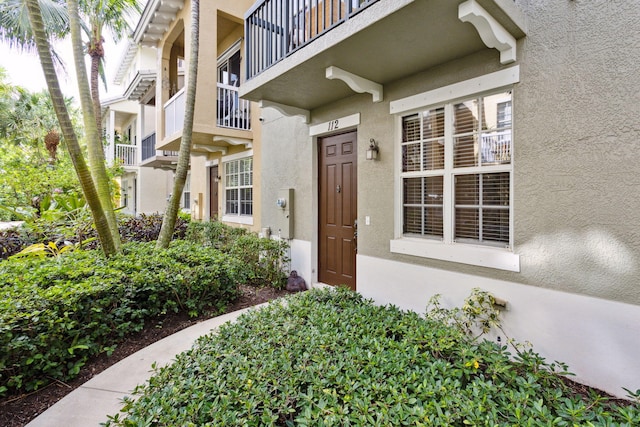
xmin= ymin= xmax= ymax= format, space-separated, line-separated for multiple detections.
xmin=328 ymin=119 xmax=339 ymax=131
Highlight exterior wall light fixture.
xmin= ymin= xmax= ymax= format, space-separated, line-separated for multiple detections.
xmin=366 ymin=138 xmax=379 ymax=160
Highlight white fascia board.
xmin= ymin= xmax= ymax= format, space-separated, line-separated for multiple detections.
xmin=390 ymin=66 xmax=520 ymax=115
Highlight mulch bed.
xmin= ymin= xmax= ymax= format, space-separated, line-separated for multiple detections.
xmin=0 ymin=285 xmax=293 ymax=427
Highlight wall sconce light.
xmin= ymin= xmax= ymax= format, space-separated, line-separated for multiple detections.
xmin=366 ymin=138 xmax=379 ymax=160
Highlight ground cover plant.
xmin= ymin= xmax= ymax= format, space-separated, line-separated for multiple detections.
xmin=106 ymin=288 xmax=640 ymax=426
xmin=0 ymin=240 xmax=241 ymax=396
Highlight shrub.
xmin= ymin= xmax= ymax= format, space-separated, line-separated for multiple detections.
xmin=228 ymin=235 xmax=290 ymax=288
xmin=185 ymin=220 xmax=249 ymax=251
xmin=106 ymin=288 xmax=640 ymax=426
xmin=118 ymin=213 xmax=189 ymax=243
xmin=0 ymin=213 xmax=191 ymax=259
xmin=0 ymin=241 xmax=239 ymax=396
xmin=186 ymin=221 xmax=289 ymax=288
xmin=0 ymin=229 xmax=29 ymax=260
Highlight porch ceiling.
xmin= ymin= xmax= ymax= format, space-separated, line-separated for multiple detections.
xmin=124 ymin=71 xmax=156 ymax=102
xmin=140 ymin=154 xmax=179 ymax=169
xmin=240 ymin=0 xmax=526 ymax=111
xmin=156 ymin=129 xmax=253 ymax=152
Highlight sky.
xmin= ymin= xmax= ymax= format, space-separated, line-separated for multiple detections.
xmin=0 ymin=36 xmax=126 ymax=101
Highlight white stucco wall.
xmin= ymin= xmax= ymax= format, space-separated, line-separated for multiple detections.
xmin=357 ymin=255 xmax=640 ymax=399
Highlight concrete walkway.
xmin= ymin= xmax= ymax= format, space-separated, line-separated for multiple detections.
xmin=26 ymin=305 xmax=264 ymax=426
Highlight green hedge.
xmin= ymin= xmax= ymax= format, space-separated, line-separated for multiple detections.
xmin=186 ymin=221 xmax=290 ymax=288
xmin=0 ymin=241 xmax=240 ymax=396
xmin=107 ymin=288 xmax=640 ymax=426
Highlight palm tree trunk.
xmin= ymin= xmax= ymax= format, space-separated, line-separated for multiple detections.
xmin=25 ymin=0 xmax=117 ymax=256
xmin=156 ymin=0 xmax=199 ymax=249
xmin=68 ymin=0 xmax=121 ymax=251
xmin=91 ymin=53 xmax=102 ymax=135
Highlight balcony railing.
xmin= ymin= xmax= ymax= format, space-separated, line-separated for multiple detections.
xmin=141 ymin=132 xmax=157 ymax=161
xmin=481 ymin=130 xmax=511 ymax=164
xmin=164 ymin=88 xmax=185 ymax=137
xmin=245 ymin=0 xmax=379 ymax=79
xmin=116 ymin=144 xmax=137 ymax=166
xmin=217 ymin=83 xmax=251 ymax=130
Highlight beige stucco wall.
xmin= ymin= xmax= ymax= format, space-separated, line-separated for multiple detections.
xmin=260 ymin=108 xmax=314 ymax=241
xmin=260 ymin=0 xmax=640 ymax=307
xmin=152 ymin=0 xmax=260 ymax=229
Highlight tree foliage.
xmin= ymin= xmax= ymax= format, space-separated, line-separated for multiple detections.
xmin=0 ymin=71 xmax=82 ymax=220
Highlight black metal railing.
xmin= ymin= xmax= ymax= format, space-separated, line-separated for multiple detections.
xmin=245 ymin=0 xmax=378 ymax=79
xmin=141 ymin=132 xmax=156 ymax=161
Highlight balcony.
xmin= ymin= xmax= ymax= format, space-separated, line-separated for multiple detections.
xmin=217 ymin=83 xmax=251 ymax=131
xmin=115 ymin=144 xmax=137 ymax=167
xmin=164 ymin=88 xmax=185 ymax=137
xmin=139 ymin=132 xmax=180 ymax=169
xmin=242 ymin=0 xmax=526 ymax=111
xmin=481 ymin=130 xmax=511 ymax=164
xmin=245 ymin=0 xmax=378 ymax=80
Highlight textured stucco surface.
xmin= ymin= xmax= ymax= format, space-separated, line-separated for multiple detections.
xmin=514 ymin=0 xmax=640 ymax=303
xmin=259 ymin=0 xmax=640 ymax=306
xmin=259 ymin=108 xmax=314 ymax=242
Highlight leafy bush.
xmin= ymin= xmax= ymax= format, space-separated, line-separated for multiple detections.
xmin=0 ymin=229 xmax=27 ymax=260
xmin=228 ymin=235 xmax=290 ymax=288
xmin=0 ymin=212 xmax=190 ymax=259
xmin=106 ymin=288 xmax=640 ymax=426
xmin=0 ymin=241 xmax=239 ymax=396
xmin=118 ymin=213 xmax=188 ymax=243
xmin=185 ymin=220 xmax=249 ymax=251
xmin=186 ymin=221 xmax=289 ymax=288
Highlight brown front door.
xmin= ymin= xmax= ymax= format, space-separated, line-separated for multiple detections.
xmin=319 ymin=131 xmax=357 ymax=290
xmin=209 ymin=165 xmax=219 ymax=219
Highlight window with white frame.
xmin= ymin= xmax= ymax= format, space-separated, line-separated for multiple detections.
xmin=181 ymin=172 xmax=191 ymax=210
xmin=400 ymin=91 xmax=513 ymax=248
xmin=224 ymin=157 xmax=253 ymax=217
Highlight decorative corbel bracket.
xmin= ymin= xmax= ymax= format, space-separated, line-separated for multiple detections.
xmin=193 ymin=144 xmax=227 ymax=155
xmin=259 ymin=100 xmax=310 ymax=123
xmin=326 ymin=66 xmax=383 ymax=103
xmin=458 ymin=0 xmax=516 ymax=64
xmin=212 ymin=136 xmax=253 ymax=150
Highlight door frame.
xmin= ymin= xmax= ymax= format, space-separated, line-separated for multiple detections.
xmin=317 ymin=130 xmax=358 ymax=290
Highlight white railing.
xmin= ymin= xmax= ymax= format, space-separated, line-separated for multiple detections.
xmin=217 ymin=83 xmax=251 ymax=130
xmin=116 ymin=144 xmax=137 ymax=166
xmin=481 ymin=130 xmax=511 ymax=164
xmin=164 ymin=88 xmax=185 ymax=137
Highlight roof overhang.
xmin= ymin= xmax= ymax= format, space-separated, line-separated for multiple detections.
xmin=113 ymin=41 xmax=138 ymax=86
xmin=134 ymin=0 xmax=184 ymax=48
xmin=139 ymin=153 xmax=180 ymax=169
xmin=157 ymin=129 xmax=254 ymax=153
xmin=240 ymin=0 xmax=526 ymax=112
xmin=123 ymin=70 xmax=156 ymax=101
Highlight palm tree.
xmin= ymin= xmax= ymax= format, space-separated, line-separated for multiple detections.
xmin=0 ymin=0 xmax=69 ymax=64
xmin=3 ymin=88 xmax=61 ymax=162
xmin=69 ymin=0 xmax=122 ymax=251
xmin=23 ymin=0 xmax=117 ymax=255
xmin=80 ymin=0 xmax=140 ymax=133
xmin=157 ymin=0 xmax=199 ymax=249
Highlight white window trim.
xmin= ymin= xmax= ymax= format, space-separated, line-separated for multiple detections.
xmin=222 ymin=151 xmax=254 ymax=225
xmin=217 ymin=39 xmax=243 ymax=66
xmin=390 ymin=67 xmax=520 ymax=272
